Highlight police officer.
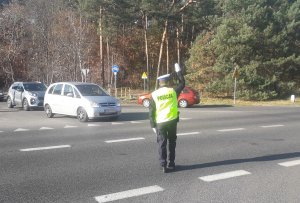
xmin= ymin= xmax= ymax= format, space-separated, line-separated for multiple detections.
xmin=149 ymin=63 xmax=185 ymax=173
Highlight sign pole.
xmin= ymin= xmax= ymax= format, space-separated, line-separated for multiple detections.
xmin=141 ymin=72 xmax=148 ymax=93
xmin=114 ymin=72 xmax=117 ymax=97
xmin=112 ymin=65 xmax=119 ymax=98
xmin=234 ymin=77 xmax=237 ymax=104
xmin=232 ymin=66 xmax=239 ymax=105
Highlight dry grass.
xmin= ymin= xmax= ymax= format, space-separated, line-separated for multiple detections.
xmin=201 ymin=97 xmax=300 ymax=106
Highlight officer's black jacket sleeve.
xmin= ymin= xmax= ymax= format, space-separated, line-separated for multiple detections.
xmin=174 ymin=71 xmax=185 ymax=97
xmin=149 ymin=95 xmax=156 ymax=128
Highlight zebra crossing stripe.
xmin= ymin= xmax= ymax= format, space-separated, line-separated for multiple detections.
xmin=95 ymin=185 xmax=164 ymax=203
xmin=278 ymin=159 xmax=300 ymax=167
xmin=199 ymin=170 xmax=251 ymax=182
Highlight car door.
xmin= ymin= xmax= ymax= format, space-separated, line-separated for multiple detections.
xmin=61 ymin=84 xmax=80 ymax=116
xmin=50 ymin=84 xmax=64 ymax=113
xmin=14 ymin=84 xmax=24 ymax=106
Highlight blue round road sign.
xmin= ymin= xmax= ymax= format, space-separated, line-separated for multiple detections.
xmin=112 ymin=65 xmax=119 ymax=73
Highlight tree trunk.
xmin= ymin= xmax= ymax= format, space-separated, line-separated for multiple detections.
xmin=155 ymin=19 xmax=168 ymax=89
xmin=99 ymin=6 xmax=104 ymax=86
xmin=144 ymin=14 xmax=150 ymax=91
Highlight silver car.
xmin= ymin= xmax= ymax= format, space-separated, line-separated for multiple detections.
xmin=44 ymin=82 xmax=121 ymax=122
xmin=7 ymin=82 xmax=47 ymax=110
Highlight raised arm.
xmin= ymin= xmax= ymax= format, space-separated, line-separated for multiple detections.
xmin=174 ymin=63 xmax=185 ymax=97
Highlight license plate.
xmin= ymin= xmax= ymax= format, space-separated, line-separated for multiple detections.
xmin=104 ymin=108 xmax=116 ymax=113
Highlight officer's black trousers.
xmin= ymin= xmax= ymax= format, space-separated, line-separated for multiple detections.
xmin=156 ymin=121 xmax=177 ymax=167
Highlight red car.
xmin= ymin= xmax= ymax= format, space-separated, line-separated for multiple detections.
xmin=138 ymin=86 xmax=200 ymax=108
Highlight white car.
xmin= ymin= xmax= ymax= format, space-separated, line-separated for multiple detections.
xmin=44 ymin=82 xmax=121 ymax=122
xmin=7 ymin=82 xmax=47 ymax=110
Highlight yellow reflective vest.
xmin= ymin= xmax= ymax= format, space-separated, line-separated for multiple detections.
xmin=151 ymin=87 xmax=178 ymax=124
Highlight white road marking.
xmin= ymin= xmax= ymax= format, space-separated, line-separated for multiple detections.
xmin=278 ymin=159 xmax=300 ymax=167
xmin=111 ymin=122 xmax=124 ymax=125
xmin=105 ymin=137 xmax=145 ymax=143
xmin=14 ymin=128 xmax=30 ymax=132
xmin=39 ymin=127 xmax=54 ymax=130
xmin=64 ymin=125 xmax=78 ymax=128
xmin=88 ymin=124 xmax=101 ymax=127
xmin=180 ymin=118 xmax=192 ymax=120
xmin=260 ymin=124 xmax=284 ymax=128
xmin=95 ymin=185 xmax=164 ymax=203
xmin=177 ymin=132 xmax=200 ymax=136
xmin=0 ymin=131 xmax=3 ymax=133
xmin=20 ymin=145 xmax=71 ymax=152
xmin=130 ymin=121 xmax=143 ymax=124
xmin=199 ymin=170 xmax=251 ymax=182
xmin=217 ymin=128 xmax=245 ymax=132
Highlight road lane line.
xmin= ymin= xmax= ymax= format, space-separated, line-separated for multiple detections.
xmin=40 ymin=127 xmax=54 ymax=130
xmin=177 ymin=132 xmax=200 ymax=136
xmin=217 ymin=128 xmax=245 ymax=132
xmin=130 ymin=121 xmax=143 ymax=124
xmin=94 ymin=185 xmax=164 ymax=203
xmin=199 ymin=170 xmax=251 ymax=182
xmin=180 ymin=118 xmax=192 ymax=120
xmin=14 ymin=128 xmax=30 ymax=132
xmin=261 ymin=124 xmax=284 ymax=128
xmin=105 ymin=137 xmax=145 ymax=143
xmin=278 ymin=159 xmax=300 ymax=167
xmin=111 ymin=122 xmax=124 ymax=125
xmin=20 ymin=145 xmax=71 ymax=152
xmin=64 ymin=125 xmax=78 ymax=128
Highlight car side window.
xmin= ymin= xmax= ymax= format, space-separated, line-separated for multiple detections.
xmin=47 ymin=86 xmax=55 ymax=94
xmin=17 ymin=85 xmax=24 ymax=92
xmin=63 ymin=84 xmax=73 ymax=96
xmin=73 ymin=88 xmax=81 ymax=98
xmin=182 ymin=88 xmax=189 ymax=93
xmin=12 ymin=84 xmax=18 ymax=90
xmin=53 ymin=84 xmax=63 ymax=95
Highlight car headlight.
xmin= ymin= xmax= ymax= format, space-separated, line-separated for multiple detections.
xmin=28 ymin=92 xmax=38 ymax=97
xmin=90 ymin=101 xmax=100 ymax=107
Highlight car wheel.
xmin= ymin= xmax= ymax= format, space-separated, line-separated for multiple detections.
xmin=45 ymin=104 xmax=54 ymax=118
xmin=142 ymin=99 xmax=150 ymax=108
xmin=178 ymin=99 xmax=188 ymax=108
xmin=23 ymin=98 xmax=30 ymax=111
xmin=77 ymin=107 xmax=88 ymax=122
xmin=7 ymin=97 xmax=13 ymax=108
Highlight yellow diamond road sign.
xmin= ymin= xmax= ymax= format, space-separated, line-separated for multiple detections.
xmin=142 ymin=72 xmax=147 ymax=79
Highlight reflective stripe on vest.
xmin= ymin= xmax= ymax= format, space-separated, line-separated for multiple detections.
xmin=152 ymin=87 xmax=178 ymax=123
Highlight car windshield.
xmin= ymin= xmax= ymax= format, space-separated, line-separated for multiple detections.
xmin=23 ymin=83 xmax=47 ymax=91
xmin=76 ymin=84 xmax=109 ymax=96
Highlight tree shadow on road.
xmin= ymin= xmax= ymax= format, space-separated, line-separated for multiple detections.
xmin=189 ymin=104 xmax=233 ymax=109
xmin=170 ymin=152 xmax=300 ymax=173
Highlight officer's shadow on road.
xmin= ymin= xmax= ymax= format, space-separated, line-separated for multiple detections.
xmin=190 ymin=104 xmax=233 ymax=108
xmin=116 ymin=112 xmax=149 ymax=122
xmin=171 ymin=152 xmax=300 ymax=173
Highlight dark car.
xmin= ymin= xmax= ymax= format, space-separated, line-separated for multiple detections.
xmin=138 ymin=86 xmax=200 ymax=108
xmin=0 ymin=90 xmax=4 ymax=101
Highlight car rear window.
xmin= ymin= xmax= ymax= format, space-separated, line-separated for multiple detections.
xmin=76 ymin=84 xmax=108 ymax=96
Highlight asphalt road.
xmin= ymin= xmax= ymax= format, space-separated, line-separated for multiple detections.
xmin=0 ymin=102 xmax=300 ymax=203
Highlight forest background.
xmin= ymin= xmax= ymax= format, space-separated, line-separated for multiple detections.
xmin=0 ymin=0 xmax=299 ymax=100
